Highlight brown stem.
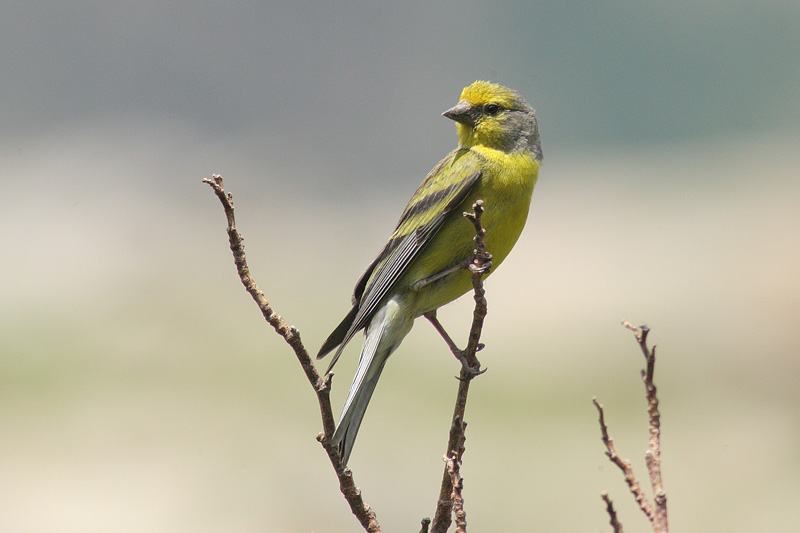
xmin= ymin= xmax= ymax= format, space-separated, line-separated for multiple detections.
xmin=623 ymin=322 xmax=668 ymax=532
xmin=203 ymin=175 xmax=380 ymax=532
xmin=430 ymin=200 xmax=489 ymax=533
xmin=601 ymin=492 xmax=624 ymax=533
xmin=593 ymin=398 xmax=655 ymax=521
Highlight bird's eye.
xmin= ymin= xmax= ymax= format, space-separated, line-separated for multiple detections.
xmin=485 ymin=104 xmax=501 ymax=115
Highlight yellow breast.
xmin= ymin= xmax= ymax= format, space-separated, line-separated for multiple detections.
xmin=407 ymin=149 xmax=539 ymax=315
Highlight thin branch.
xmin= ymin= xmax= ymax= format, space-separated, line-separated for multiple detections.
xmin=447 ymin=451 xmax=467 ymax=533
xmin=601 ymin=492 xmax=624 ymax=533
xmin=430 ymin=200 xmax=490 ymax=533
xmin=622 ymin=322 xmax=668 ymax=532
xmin=203 ymin=175 xmax=380 ymax=533
xmin=593 ymin=398 xmax=655 ymax=521
xmin=462 ymin=200 xmax=491 ymax=364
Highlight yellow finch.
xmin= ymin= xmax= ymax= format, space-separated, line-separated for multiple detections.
xmin=318 ymin=81 xmax=542 ymax=465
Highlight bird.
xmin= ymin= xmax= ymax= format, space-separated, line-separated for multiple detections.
xmin=317 ymin=80 xmax=542 ymax=466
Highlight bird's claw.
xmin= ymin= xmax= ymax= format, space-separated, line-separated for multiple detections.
xmin=453 ymin=349 xmax=486 ymax=379
xmin=469 ymin=252 xmax=493 ymax=275
xmin=455 ymin=364 xmax=487 ymax=381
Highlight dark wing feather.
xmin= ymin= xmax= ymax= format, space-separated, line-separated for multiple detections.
xmin=317 ymin=304 xmax=359 ymax=359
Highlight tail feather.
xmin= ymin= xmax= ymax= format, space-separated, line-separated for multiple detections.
xmin=331 ymin=297 xmax=413 ymax=466
xmin=332 ymin=366 xmax=385 ymax=466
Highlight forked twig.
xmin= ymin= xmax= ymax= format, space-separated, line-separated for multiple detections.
xmin=594 ymin=322 xmax=668 ymax=533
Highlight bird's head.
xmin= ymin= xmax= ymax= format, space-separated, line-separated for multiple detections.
xmin=443 ymin=80 xmax=542 ymax=160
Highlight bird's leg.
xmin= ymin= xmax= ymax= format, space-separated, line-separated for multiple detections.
xmin=424 ymin=311 xmax=461 ymax=355
xmin=411 ymin=258 xmax=472 ymax=292
xmin=424 ymin=311 xmax=485 ymax=376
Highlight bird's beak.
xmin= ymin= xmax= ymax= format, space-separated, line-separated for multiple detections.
xmin=442 ymin=100 xmax=474 ymax=126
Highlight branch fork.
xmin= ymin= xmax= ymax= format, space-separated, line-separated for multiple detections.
xmin=594 ymin=322 xmax=668 ymax=533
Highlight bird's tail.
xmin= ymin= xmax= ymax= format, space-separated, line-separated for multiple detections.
xmin=331 ymin=298 xmax=413 ymax=466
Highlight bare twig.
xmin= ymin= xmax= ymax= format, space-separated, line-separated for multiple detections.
xmin=203 ymin=175 xmax=380 ymax=533
xmin=601 ymin=492 xmax=624 ymax=533
xmin=594 ymin=322 xmax=668 ymax=533
xmin=593 ymin=398 xmax=655 ymax=521
xmin=462 ymin=200 xmax=491 ymax=364
xmin=430 ymin=200 xmax=490 ymax=533
xmin=447 ymin=452 xmax=467 ymax=533
xmin=622 ymin=322 xmax=668 ymax=532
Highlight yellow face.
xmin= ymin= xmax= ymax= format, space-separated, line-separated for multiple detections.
xmin=449 ymin=81 xmax=539 ymax=155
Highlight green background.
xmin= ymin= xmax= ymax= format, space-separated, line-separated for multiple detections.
xmin=2 ymin=2 xmax=798 ymax=531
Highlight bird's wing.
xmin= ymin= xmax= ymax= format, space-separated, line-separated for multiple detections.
xmin=319 ymin=148 xmax=482 ymax=368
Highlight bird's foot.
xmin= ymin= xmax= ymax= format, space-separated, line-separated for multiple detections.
xmin=469 ymin=250 xmax=492 ymax=275
xmin=454 ymin=348 xmax=487 ymax=379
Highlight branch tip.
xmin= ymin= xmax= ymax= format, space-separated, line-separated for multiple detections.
xmin=601 ymin=492 xmax=624 ymax=533
xmin=419 ymin=517 xmax=431 ymax=533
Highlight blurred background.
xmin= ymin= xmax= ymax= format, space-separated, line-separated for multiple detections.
xmin=2 ymin=2 xmax=798 ymax=531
